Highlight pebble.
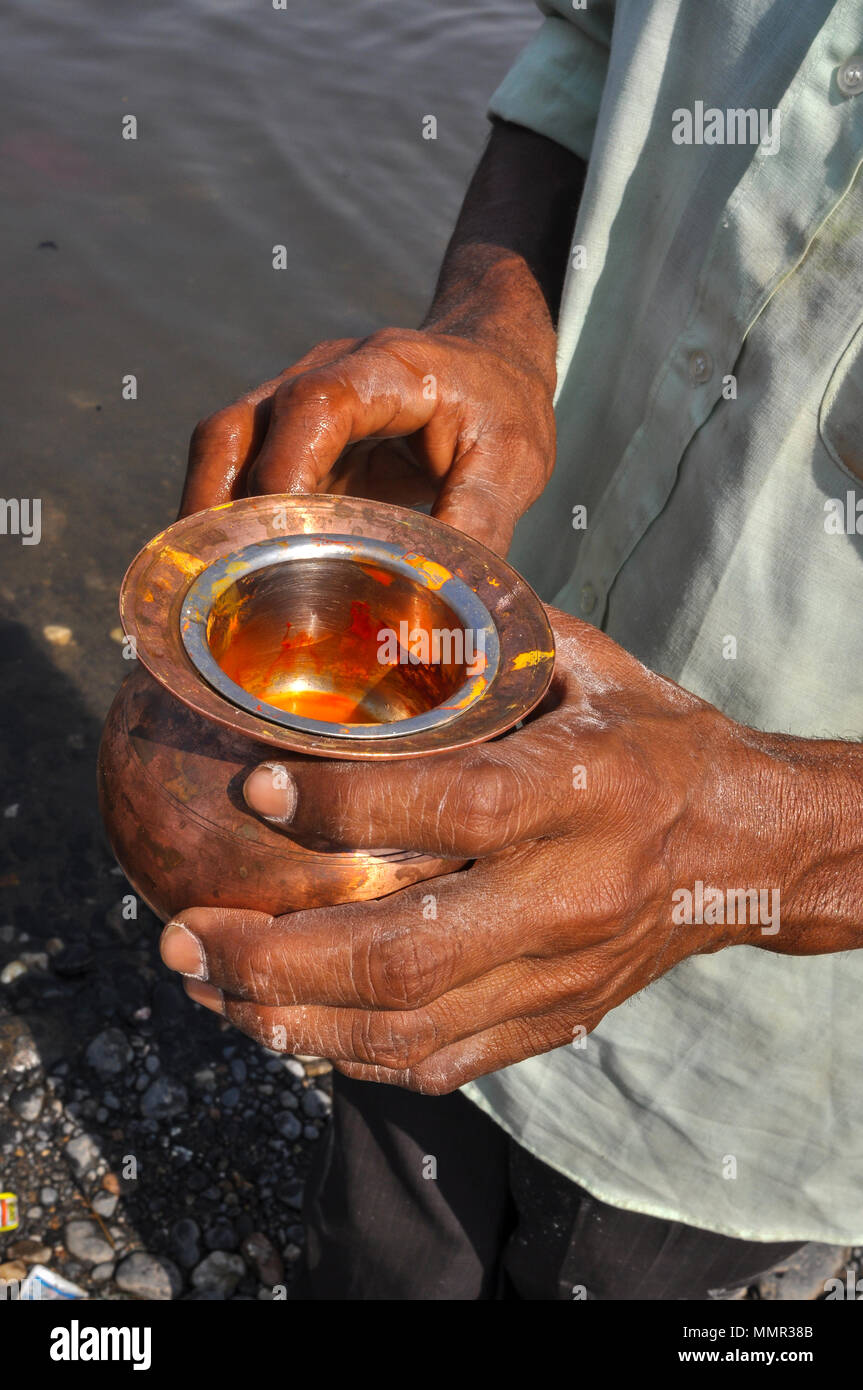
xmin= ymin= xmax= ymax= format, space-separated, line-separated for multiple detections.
xmin=0 ymin=925 xmax=15 ymax=944
xmin=275 ymin=1112 xmax=302 ymax=1141
xmin=221 ymin=1087 xmax=239 ymax=1109
xmin=1 ymin=960 xmax=28 ymax=984
xmin=40 ymin=1187 xmax=57 ymax=1206
xmin=52 ymin=941 xmax=94 ymax=977
xmin=279 ymin=1091 xmax=299 ymax=1110
xmin=43 ymin=624 xmax=72 ymax=645
xmin=170 ymin=1218 xmax=201 ymax=1269
xmin=11 ymin=1086 xmax=44 ymax=1120
xmin=145 ymin=1054 xmax=160 ymax=1075
xmin=91 ymin=1262 xmax=115 ymax=1284
xmin=92 ymin=1192 xmax=118 ymax=1219
xmin=191 ymin=1250 xmax=245 ymax=1297
xmin=230 ymin=1059 xmax=247 ymax=1084
xmin=65 ymin=1220 xmax=114 ymax=1265
xmin=86 ymin=1027 xmax=133 ymax=1076
xmin=8 ymin=1238 xmax=51 ymax=1264
xmin=115 ymin=1251 xmax=183 ymax=1301
xmin=241 ymin=1232 xmax=283 ymax=1287
xmin=301 ymin=1087 xmax=331 ymax=1119
xmin=66 ymin=1132 xmax=101 ymax=1175
xmin=140 ymin=1075 xmax=189 ymax=1120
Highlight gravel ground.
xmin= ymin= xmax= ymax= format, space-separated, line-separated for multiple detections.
xmin=0 ymin=893 xmax=330 ymax=1300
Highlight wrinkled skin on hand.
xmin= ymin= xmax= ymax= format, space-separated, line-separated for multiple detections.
xmin=179 ymin=327 xmax=556 ymax=556
xmin=159 ymin=609 xmax=794 ymax=1094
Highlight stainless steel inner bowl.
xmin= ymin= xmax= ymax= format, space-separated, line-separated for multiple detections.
xmin=180 ymin=535 xmax=500 ymax=741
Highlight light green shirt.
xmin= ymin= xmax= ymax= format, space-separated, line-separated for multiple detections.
xmin=461 ymin=0 xmax=863 ymax=1242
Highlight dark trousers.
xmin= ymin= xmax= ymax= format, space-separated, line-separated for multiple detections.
xmin=294 ymin=1072 xmax=803 ymax=1300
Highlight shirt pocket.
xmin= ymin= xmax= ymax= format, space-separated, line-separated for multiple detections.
xmin=819 ymin=322 xmax=863 ymax=484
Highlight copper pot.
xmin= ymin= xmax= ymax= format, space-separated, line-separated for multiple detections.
xmin=98 ymin=495 xmax=554 ymax=921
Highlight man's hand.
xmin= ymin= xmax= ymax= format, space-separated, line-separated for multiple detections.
xmin=179 ymin=323 xmax=556 ymax=556
xmin=158 ymin=609 xmax=862 ymax=1093
xmin=178 ymin=121 xmax=585 ymax=555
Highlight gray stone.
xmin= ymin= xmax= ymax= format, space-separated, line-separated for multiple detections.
xmin=145 ymin=1054 xmax=160 ymax=1075
xmin=140 ymin=1075 xmax=188 ymax=1120
xmin=275 ymin=1111 xmax=302 ymax=1141
xmin=86 ymin=1028 xmax=133 ymax=1076
xmin=241 ymin=1232 xmax=283 ymax=1287
xmin=757 ymin=1244 xmax=852 ymax=1301
xmin=115 ymin=1251 xmax=183 ymax=1301
xmin=12 ymin=1086 xmax=43 ymax=1120
xmin=191 ymin=1250 xmax=246 ymax=1297
xmin=0 ymin=1017 xmax=39 ymax=1072
xmin=221 ymin=1087 xmax=240 ymax=1109
xmin=66 ymin=1132 xmax=100 ymax=1175
xmin=92 ymin=1192 xmax=118 ymax=1219
xmin=40 ymin=1187 xmax=57 ymax=1206
xmin=91 ymin=1262 xmax=115 ymax=1284
xmin=279 ymin=1091 xmax=298 ymax=1110
xmin=230 ymin=1059 xmax=247 ymax=1084
xmin=301 ymin=1087 xmax=331 ymax=1119
xmin=170 ymin=1218 xmax=201 ymax=1269
xmin=65 ymin=1220 xmax=114 ymax=1265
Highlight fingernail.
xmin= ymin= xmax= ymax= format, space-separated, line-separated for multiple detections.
xmin=184 ymin=978 xmax=224 ymax=1014
xmin=160 ymin=920 xmax=207 ymax=979
xmin=244 ymin=762 xmax=298 ymax=823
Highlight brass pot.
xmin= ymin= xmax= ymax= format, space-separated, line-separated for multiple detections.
xmin=98 ymin=495 xmax=554 ymax=921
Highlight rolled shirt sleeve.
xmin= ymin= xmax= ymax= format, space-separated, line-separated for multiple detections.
xmin=487 ymin=1 xmax=616 ymax=162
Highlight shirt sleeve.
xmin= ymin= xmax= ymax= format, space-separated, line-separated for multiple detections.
xmin=487 ymin=1 xmax=616 ymax=163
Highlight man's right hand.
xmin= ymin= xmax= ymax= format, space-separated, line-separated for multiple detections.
xmin=179 ymin=121 xmax=585 ymax=555
xmin=179 ymin=320 xmax=556 ymax=556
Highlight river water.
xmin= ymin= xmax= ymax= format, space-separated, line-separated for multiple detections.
xmin=0 ymin=0 xmax=536 ymax=714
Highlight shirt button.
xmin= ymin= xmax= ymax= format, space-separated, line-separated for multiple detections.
xmin=580 ymin=582 xmax=597 ymax=615
xmin=838 ymin=56 xmax=863 ymax=97
xmin=688 ymin=348 xmax=713 ymax=384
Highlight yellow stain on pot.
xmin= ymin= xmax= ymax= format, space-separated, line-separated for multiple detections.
xmin=442 ymin=676 xmax=487 ymax=710
xmin=156 ymin=545 xmax=208 ymax=581
xmin=402 ymin=553 xmax=451 ymax=590
xmin=512 ymin=649 xmax=554 ymax=670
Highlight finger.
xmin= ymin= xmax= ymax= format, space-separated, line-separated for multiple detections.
xmin=182 ymin=918 xmax=650 ymax=1070
xmin=242 ymin=718 xmax=579 ymax=858
xmin=178 ymin=341 xmax=356 ymax=517
xmin=186 ymin=951 xmax=579 ymax=1064
xmin=331 ymin=1003 xmax=581 ymax=1094
xmin=160 ymin=859 xmax=547 ymax=1010
xmin=179 ymin=398 xmax=266 ymax=518
xmin=247 ymin=341 xmax=439 ymax=497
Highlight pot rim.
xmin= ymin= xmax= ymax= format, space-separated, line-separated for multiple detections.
xmin=119 ymin=494 xmax=555 ymax=760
